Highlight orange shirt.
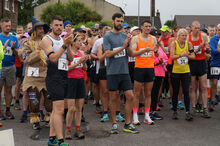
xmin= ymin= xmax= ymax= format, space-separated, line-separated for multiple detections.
xmin=135 ymin=35 xmax=154 ymax=68
xmin=189 ymin=32 xmax=206 ymax=60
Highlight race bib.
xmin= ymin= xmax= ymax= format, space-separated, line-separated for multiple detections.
xmin=177 ymin=57 xmax=188 ymax=65
xmin=194 ymin=46 xmax=202 ymax=54
xmin=210 ymin=67 xmax=220 ymax=75
xmin=4 ymin=47 xmax=13 ymax=56
xmin=140 ymin=48 xmax=152 ymax=57
xmin=27 ymin=67 xmax=39 ymax=77
xmin=113 ymin=47 xmax=126 ymax=58
xmin=58 ymin=58 xmax=68 ymax=71
xmin=104 ymin=58 xmax=107 ymax=66
xmin=71 ymin=57 xmax=83 ymax=68
xmin=165 ymin=47 xmax=169 ymax=54
xmin=129 ymin=57 xmax=136 ymax=62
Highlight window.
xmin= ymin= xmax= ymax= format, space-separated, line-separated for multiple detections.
xmin=12 ymin=0 xmax=15 ymax=12
xmin=4 ymin=0 xmax=10 ymax=11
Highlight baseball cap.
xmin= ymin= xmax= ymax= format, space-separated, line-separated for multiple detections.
xmin=130 ymin=26 xmax=140 ymax=33
xmin=150 ymin=29 xmax=161 ymax=36
xmin=122 ymin=23 xmax=130 ymax=29
xmin=92 ymin=26 xmax=98 ymax=30
xmin=74 ymin=27 xmax=86 ymax=33
xmin=99 ymin=23 xmax=108 ymax=29
xmin=160 ymin=25 xmax=170 ymax=32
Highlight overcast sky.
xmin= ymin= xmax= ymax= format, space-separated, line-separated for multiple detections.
xmin=106 ymin=0 xmax=220 ymax=24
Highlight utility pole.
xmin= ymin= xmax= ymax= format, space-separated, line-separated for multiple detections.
xmin=138 ymin=0 xmax=140 ymax=27
xmin=150 ymin=0 xmax=155 ymax=28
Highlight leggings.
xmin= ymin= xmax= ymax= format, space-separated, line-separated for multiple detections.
xmin=151 ymin=76 xmax=163 ymax=111
xmin=171 ymin=73 xmax=190 ymax=112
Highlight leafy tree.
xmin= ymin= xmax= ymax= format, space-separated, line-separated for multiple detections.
xmin=40 ymin=0 xmax=102 ymax=25
xmin=164 ymin=20 xmax=175 ymax=28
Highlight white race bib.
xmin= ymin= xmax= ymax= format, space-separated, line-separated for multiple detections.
xmin=27 ymin=67 xmax=39 ymax=77
xmin=210 ymin=67 xmax=220 ymax=75
xmin=165 ymin=47 xmax=169 ymax=54
xmin=129 ymin=57 xmax=136 ymax=62
xmin=113 ymin=47 xmax=126 ymax=58
xmin=71 ymin=57 xmax=83 ymax=68
xmin=58 ymin=58 xmax=68 ymax=71
xmin=104 ymin=58 xmax=107 ymax=66
xmin=194 ymin=46 xmax=202 ymax=54
xmin=4 ymin=47 xmax=13 ymax=56
xmin=177 ymin=57 xmax=188 ymax=65
xmin=140 ymin=48 xmax=152 ymax=57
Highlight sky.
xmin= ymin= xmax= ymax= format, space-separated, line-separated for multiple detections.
xmin=106 ymin=0 xmax=220 ymax=24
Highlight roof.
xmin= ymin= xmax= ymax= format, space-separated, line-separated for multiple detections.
xmin=104 ymin=0 xmax=125 ymax=14
xmin=174 ymin=15 xmax=220 ymax=28
xmin=124 ymin=16 xmax=161 ymax=29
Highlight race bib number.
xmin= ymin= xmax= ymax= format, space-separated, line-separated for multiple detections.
xmin=129 ymin=57 xmax=136 ymax=62
xmin=194 ymin=46 xmax=202 ymax=54
xmin=58 ymin=58 xmax=68 ymax=71
xmin=165 ymin=47 xmax=169 ymax=54
xmin=27 ymin=67 xmax=39 ymax=77
xmin=113 ymin=47 xmax=126 ymax=58
xmin=210 ymin=67 xmax=220 ymax=75
xmin=71 ymin=57 xmax=83 ymax=68
xmin=177 ymin=57 xmax=188 ymax=65
xmin=4 ymin=47 xmax=13 ymax=56
xmin=104 ymin=58 xmax=107 ymax=66
xmin=140 ymin=48 xmax=152 ymax=57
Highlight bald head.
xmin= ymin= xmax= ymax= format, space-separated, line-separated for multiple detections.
xmin=191 ymin=21 xmax=201 ymax=34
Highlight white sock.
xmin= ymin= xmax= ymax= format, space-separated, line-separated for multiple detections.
xmin=145 ymin=113 xmax=149 ymax=119
xmin=133 ymin=113 xmax=139 ymax=122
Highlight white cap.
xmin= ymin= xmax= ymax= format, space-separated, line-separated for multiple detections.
xmin=130 ymin=26 xmax=140 ymax=33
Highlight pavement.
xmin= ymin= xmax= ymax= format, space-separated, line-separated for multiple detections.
xmin=0 ymin=98 xmax=220 ymax=146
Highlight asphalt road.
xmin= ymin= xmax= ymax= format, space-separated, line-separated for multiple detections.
xmin=0 ymin=98 xmax=220 ymax=146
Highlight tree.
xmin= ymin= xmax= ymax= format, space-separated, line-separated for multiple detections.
xmin=40 ymin=0 xmax=102 ymax=25
xmin=18 ymin=0 xmax=48 ymax=27
xmin=164 ymin=20 xmax=175 ymax=28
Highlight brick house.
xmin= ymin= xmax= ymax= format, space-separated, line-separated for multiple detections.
xmin=0 ymin=0 xmax=21 ymax=29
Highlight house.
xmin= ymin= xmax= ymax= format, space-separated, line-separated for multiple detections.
xmin=174 ymin=15 xmax=220 ymax=28
xmin=0 ymin=0 xmax=21 ymax=29
xmin=34 ymin=0 xmax=125 ymax=22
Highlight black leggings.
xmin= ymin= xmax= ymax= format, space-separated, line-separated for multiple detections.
xmin=151 ymin=76 xmax=163 ymax=111
xmin=171 ymin=73 xmax=190 ymax=112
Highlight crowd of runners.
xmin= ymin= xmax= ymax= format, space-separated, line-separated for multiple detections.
xmin=0 ymin=12 xmax=220 ymax=146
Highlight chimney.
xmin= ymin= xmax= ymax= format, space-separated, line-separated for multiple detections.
xmin=156 ymin=9 xmax=160 ymax=18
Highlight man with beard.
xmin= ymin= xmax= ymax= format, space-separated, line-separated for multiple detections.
xmin=103 ymin=13 xmax=139 ymax=134
xmin=40 ymin=16 xmax=73 ymax=146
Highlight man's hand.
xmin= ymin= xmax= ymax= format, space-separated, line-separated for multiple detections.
xmin=3 ymin=40 xmax=9 ymax=50
xmin=123 ymin=36 xmax=131 ymax=48
xmin=10 ymin=41 xmax=16 ymax=49
xmin=63 ymin=33 xmax=73 ymax=46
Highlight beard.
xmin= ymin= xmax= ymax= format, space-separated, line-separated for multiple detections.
xmin=114 ymin=24 xmax=122 ymax=31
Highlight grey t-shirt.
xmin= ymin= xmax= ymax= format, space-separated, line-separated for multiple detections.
xmin=103 ymin=31 xmax=129 ymax=75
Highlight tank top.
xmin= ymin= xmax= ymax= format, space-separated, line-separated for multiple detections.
xmin=189 ymin=32 xmax=205 ymax=60
xmin=68 ymin=50 xmax=84 ymax=79
xmin=172 ymin=40 xmax=190 ymax=74
xmin=135 ymin=35 xmax=154 ymax=68
xmin=161 ymin=36 xmax=172 ymax=54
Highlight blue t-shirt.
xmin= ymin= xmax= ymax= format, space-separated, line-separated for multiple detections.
xmin=0 ymin=34 xmax=19 ymax=67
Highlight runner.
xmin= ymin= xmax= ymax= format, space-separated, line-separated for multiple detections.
xmin=40 ymin=15 xmax=73 ymax=146
xmin=129 ymin=20 xmax=157 ymax=125
xmin=0 ymin=41 xmax=5 ymax=125
xmin=21 ymin=16 xmax=51 ymax=129
xmin=103 ymin=13 xmax=139 ymax=134
xmin=170 ymin=28 xmax=195 ymax=121
xmin=188 ymin=21 xmax=211 ymax=118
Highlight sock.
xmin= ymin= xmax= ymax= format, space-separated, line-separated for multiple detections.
xmin=23 ymin=110 xmax=27 ymax=115
xmin=39 ymin=110 xmax=43 ymax=114
xmin=6 ymin=107 xmax=10 ymax=112
xmin=75 ymin=125 xmax=80 ymax=131
xmin=58 ymin=139 xmax=64 ymax=144
xmin=49 ymin=136 xmax=56 ymax=142
xmin=16 ymin=100 xmax=19 ymax=104
xmin=116 ymin=111 xmax=120 ymax=115
xmin=133 ymin=107 xmax=138 ymax=122
xmin=66 ymin=126 xmax=71 ymax=130
xmin=145 ymin=107 xmax=150 ymax=118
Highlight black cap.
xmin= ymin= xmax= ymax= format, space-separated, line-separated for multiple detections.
xmin=99 ymin=23 xmax=108 ymax=29
xmin=74 ymin=27 xmax=86 ymax=33
xmin=201 ymin=28 xmax=208 ymax=34
xmin=150 ymin=29 xmax=161 ymax=36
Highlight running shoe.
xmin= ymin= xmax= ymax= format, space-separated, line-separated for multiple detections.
xmin=14 ymin=102 xmax=21 ymax=110
xmin=211 ymin=100 xmax=218 ymax=105
xmin=156 ymin=104 xmax=161 ymax=111
xmin=170 ymin=103 xmax=173 ymax=110
xmin=151 ymin=112 xmax=163 ymax=120
xmin=45 ymin=122 xmax=50 ymax=127
xmin=162 ymin=93 xmax=165 ymax=99
xmin=199 ymin=104 xmax=203 ymax=113
xmin=47 ymin=139 xmax=58 ymax=146
xmin=0 ymin=110 xmax=6 ymax=121
xmin=178 ymin=102 xmax=185 ymax=110
xmin=201 ymin=108 xmax=211 ymax=118
xmin=185 ymin=112 xmax=193 ymax=121
xmin=191 ymin=107 xmax=197 ymax=116
xmin=74 ymin=130 xmax=85 ymax=139
xmin=44 ymin=113 xmax=50 ymax=123
xmin=144 ymin=116 xmax=154 ymax=125
xmin=20 ymin=114 xmax=28 ymax=123
xmin=40 ymin=113 xmax=45 ymax=122
xmin=215 ymin=95 xmax=220 ymax=102
xmin=100 ymin=113 xmax=109 ymax=122
xmin=123 ymin=123 xmax=139 ymax=134
xmin=116 ymin=113 xmax=125 ymax=122
xmin=208 ymin=104 xmax=215 ymax=112
xmin=94 ymin=106 xmax=102 ymax=114
xmin=165 ymin=93 xmax=170 ymax=99
xmin=195 ymin=104 xmax=200 ymax=113
xmin=65 ymin=129 xmax=72 ymax=140
xmin=58 ymin=142 xmax=69 ymax=146
xmin=3 ymin=100 xmax=14 ymax=106
xmin=138 ymin=107 xmax=144 ymax=115
xmin=33 ymin=122 xmax=41 ymax=130
xmin=111 ymin=123 xmax=119 ymax=134
xmin=172 ymin=111 xmax=178 ymax=120
xmin=5 ymin=111 xmax=15 ymax=119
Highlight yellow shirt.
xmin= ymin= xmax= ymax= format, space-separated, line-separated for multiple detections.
xmin=172 ymin=40 xmax=190 ymax=74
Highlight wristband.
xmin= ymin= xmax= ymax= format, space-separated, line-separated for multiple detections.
xmin=47 ymin=51 xmax=55 ymax=58
xmin=62 ymin=44 xmax=68 ymax=50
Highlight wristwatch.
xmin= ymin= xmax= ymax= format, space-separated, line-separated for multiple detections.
xmin=62 ymin=44 xmax=68 ymax=50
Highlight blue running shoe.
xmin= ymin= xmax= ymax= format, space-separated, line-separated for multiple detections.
xmin=178 ymin=102 xmax=185 ymax=110
xmin=100 ymin=113 xmax=109 ymax=122
xmin=111 ymin=123 xmax=119 ymax=134
xmin=123 ymin=123 xmax=139 ymax=134
xmin=116 ymin=113 xmax=125 ymax=122
xmin=211 ymin=100 xmax=218 ymax=105
xmin=152 ymin=112 xmax=163 ymax=120
xmin=47 ymin=138 xmax=58 ymax=146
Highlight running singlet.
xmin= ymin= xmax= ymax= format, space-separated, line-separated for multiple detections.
xmin=172 ymin=40 xmax=190 ymax=74
xmin=161 ymin=36 xmax=172 ymax=55
xmin=189 ymin=32 xmax=206 ymax=60
xmin=135 ymin=35 xmax=154 ymax=68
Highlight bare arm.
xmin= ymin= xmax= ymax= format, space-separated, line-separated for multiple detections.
xmin=97 ymin=45 xmax=105 ymax=62
xmin=128 ymin=36 xmax=148 ymax=57
xmin=187 ymin=42 xmax=195 ymax=60
xmin=66 ymin=45 xmax=73 ymax=62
